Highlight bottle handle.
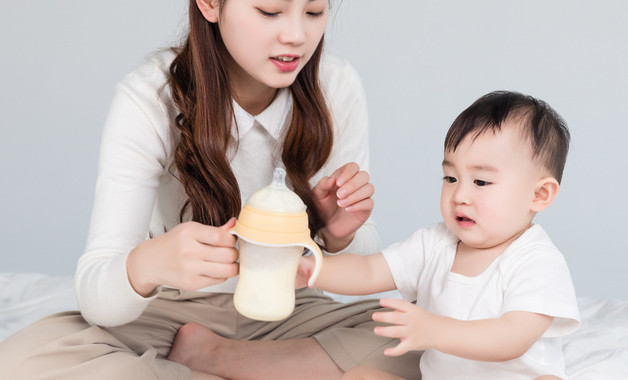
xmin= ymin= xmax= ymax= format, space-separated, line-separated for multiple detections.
xmin=302 ymin=239 xmax=323 ymax=288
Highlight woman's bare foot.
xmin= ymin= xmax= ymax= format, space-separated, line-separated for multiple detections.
xmin=167 ymin=322 xmax=342 ymax=380
xmin=168 ymin=323 xmax=225 ymax=374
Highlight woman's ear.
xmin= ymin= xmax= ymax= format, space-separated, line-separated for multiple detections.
xmin=531 ymin=177 xmax=560 ymax=213
xmin=196 ymin=0 xmax=221 ymax=23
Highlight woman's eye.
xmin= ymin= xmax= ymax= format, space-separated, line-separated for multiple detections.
xmin=474 ymin=179 xmax=491 ymax=186
xmin=257 ymin=8 xmax=280 ymax=17
xmin=443 ymin=176 xmax=457 ymax=184
xmin=307 ymin=11 xmax=325 ymax=17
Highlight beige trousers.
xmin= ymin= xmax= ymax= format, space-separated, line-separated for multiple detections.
xmin=0 ymin=288 xmax=421 ymax=380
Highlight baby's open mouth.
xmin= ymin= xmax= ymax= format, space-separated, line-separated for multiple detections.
xmin=456 ymin=216 xmax=475 ymax=223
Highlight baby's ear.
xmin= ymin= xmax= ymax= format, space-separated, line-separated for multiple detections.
xmin=196 ymin=0 xmax=221 ymax=23
xmin=531 ymin=177 xmax=560 ymax=212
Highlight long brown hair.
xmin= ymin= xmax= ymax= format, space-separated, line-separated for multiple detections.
xmin=169 ymin=0 xmax=333 ymax=236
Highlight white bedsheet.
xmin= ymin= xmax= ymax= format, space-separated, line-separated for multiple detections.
xmin=0 ymin=273 xmax=77 ymax=341
xmin=563 ymin=297 xmax=628 ymax=379
xmin=1 ymin=272 xmax=627 ymax=379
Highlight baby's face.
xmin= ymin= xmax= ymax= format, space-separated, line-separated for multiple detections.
xmin=440 ymin=124 xmax=544 ymax=252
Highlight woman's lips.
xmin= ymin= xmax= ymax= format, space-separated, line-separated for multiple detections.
xmin=271 ymin=56 xmax=300 ymax=72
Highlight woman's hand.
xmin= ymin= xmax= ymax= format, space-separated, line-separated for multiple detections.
xmin=372 ymin=298 xmax=438 ymax=356
xmin=126 ymin=218 xmax=239 ymax=297
xmin=313 ymin=162 xmax=374 ymax=252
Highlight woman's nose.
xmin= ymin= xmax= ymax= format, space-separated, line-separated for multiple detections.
xmin=278 ymin=15 xmax=307 ymax=45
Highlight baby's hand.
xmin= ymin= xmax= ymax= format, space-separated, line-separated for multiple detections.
xmin=372 ymin=298 xmax=438 ymax=356
xmin=295 ymin=255 xmax=317 ymax=289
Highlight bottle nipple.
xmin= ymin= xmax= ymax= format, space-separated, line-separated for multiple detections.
xmin=246 ymin=168 xmax=306 ymax=213
xmin=271 ymin=167 xmax=287 ymax=189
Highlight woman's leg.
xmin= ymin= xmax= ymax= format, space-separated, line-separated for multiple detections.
xmin=0 ymin=290 xmax=235 ymax=380
xmin=0 ymin=311 xmax=189 ymax=380
xmin=169 ymin=289 xmax=421 ymax=380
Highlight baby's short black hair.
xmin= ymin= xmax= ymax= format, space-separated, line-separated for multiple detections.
xmin=444 ymin=91 xmax=570 ymax=183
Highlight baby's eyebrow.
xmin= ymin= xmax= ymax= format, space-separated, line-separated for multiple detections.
xmin=441 ymin=160 xmax=498 ymax=172
xmin=470 ymin=165 xmax=499 ymax=172
xmin=469 ymin=165 xmax=499 ymax=172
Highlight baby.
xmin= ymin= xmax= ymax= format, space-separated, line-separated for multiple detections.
xmin=299 ymin=91 xmax=580 ymax=379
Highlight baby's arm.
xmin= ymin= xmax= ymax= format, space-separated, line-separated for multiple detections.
xmin=299 ymin=253 xmax=396 ymax=295
xmin=373 ymin=298 xmax=553 ymax=362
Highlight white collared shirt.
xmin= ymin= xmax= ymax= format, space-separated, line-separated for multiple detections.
xmin=227 ymin=88 xmax=292 ymax=204
xmin=76 ymin=51 xmax=379 ymax=326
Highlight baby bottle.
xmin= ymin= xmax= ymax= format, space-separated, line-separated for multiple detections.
xmin=231 ymin=168 xmax=323 ymax=321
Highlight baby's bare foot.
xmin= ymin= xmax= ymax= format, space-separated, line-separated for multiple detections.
xmin=168 ymin=323 xmax=225 ymax=374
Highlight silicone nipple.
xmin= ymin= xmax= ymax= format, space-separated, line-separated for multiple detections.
xmin=246 ymin=168 xmax=306 ymax=213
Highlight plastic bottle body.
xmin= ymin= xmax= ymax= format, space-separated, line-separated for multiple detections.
xmin=234 ymin=240 xmax=304 ymax=321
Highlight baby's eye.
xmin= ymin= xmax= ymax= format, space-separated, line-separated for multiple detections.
xmin=474 ymin=179 xmax=491 ymax=186
xmin=443 ymin=176 xmax=457 ymax=184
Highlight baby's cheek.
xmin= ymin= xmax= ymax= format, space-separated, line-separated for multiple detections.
xmin=478 ymin=199 xmax=506 ymax=224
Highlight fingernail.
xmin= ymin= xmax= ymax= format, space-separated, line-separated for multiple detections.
xmin=337 ymin=189 xmax=347 ymax=198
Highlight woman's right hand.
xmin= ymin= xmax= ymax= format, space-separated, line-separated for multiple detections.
xmin=126 ymin=218 xmax=239 ymax=297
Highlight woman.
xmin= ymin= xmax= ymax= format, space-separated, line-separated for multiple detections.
xmin=0 ymin=1 xmax=419 ymax=379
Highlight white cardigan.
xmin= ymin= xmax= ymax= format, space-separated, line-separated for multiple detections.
xmin=76 ymin=50 xmax=380 ymax=327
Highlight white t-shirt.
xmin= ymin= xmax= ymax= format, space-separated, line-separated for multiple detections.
xmin=382 ymin=222 xmax=580 ymax=380
xmin=76 ymin=50 xmax=380 ymax=327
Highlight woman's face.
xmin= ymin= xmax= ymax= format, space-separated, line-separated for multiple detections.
xmin=215 ymin=0 xmax=329 ymax=95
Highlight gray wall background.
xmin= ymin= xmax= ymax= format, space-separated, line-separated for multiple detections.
xmin=1 ymin=1 xmax=626 ymax=300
